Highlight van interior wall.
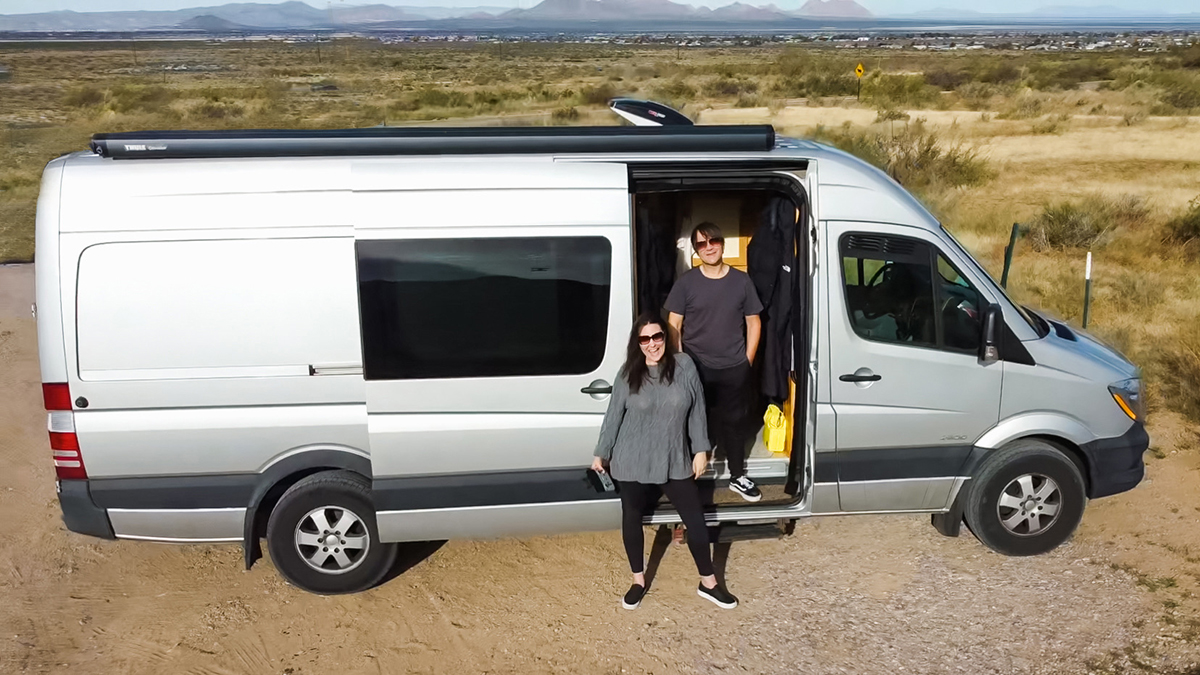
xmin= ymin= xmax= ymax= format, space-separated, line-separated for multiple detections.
xmin=632 ymin=188 xmax=799 ymax=467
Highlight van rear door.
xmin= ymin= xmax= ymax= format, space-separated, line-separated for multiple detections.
xmin=353 ymin=160 xmax=632 ymax=542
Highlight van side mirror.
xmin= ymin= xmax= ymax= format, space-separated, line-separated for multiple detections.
xmin=980 ymin=304 xmax=1000 ymax=364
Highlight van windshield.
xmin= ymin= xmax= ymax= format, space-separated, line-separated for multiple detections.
xmin=940 ymin=227 xmax=1045 ymax=337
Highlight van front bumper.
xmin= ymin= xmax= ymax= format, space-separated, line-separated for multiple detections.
xmin=57 ymin=479 xmax=115 ymax=539
xmin=1080 ymin=422 xmax=1149 ymax=499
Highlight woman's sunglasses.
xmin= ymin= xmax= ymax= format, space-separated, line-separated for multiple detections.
xmin=638 ymin=331 xmax=666 ymax=345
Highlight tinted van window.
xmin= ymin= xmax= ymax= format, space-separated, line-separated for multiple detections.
xmin=840 ymin=234 xmax=983 ymax=353
xmin=357 ymin=237 xmax=612 ymax=380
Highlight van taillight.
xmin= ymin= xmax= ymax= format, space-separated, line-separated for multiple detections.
xmin=43 ymin=384 xmax=87 ymax=480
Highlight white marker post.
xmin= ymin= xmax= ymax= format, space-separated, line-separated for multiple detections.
xmin=1082 ymin=251 xmax=1093 ymax=329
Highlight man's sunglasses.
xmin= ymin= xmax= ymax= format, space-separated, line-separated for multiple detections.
xmin=694 ymin=237 xmax=724 ymax=250
xmin=638 ymin=331 xmax=666 ymax=345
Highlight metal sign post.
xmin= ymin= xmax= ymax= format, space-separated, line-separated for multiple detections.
xmin=1082 ymin=252 xmax=1093 ymax=329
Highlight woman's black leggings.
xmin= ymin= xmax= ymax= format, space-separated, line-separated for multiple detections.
xmin=618 ymin=479 xmax=714 ymax=577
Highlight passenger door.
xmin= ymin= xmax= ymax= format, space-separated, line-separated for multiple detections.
xmin=825 ymin=221 xmax=1001 ymax=511
xmin=353 ymin=161 xmax=633 ymax=540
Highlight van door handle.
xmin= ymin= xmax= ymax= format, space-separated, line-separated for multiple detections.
xmin=581 ymin=380 xmax=613 ymax=398
xmin=839 ymin=373 xmax=881 ymax=382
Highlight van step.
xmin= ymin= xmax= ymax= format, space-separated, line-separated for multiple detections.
xmin=714 ymin=520 xmax=795 ymax=543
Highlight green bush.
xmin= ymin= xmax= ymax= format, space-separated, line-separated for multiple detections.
xmin=551 ymin=106 xmax=579 ymax=121
xmin=861 ymin=73 xmax=938 ymax=109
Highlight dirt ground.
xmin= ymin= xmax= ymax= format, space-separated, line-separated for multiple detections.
xmin=1 ymin=259 xmax=1199 ymax=674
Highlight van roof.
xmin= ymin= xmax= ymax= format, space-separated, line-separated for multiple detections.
xmin=54 ymin=130 xmax=940 ymax=232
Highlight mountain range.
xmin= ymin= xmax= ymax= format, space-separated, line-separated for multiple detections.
xmin=0 ymin=0 xmax=873 ymax=31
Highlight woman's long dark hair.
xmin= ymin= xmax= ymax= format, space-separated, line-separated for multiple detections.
xmin=621 ymin=312 xmax=677 ymax=395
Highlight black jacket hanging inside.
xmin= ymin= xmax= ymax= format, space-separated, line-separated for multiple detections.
xmin=636 ymin=202 xmax=679 ymax=316
xmin=746 ymin=194 xmax=798 ymax=402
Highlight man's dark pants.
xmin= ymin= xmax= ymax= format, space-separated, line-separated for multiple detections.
xmin=693 ymin=359 xmax=753 ymax=479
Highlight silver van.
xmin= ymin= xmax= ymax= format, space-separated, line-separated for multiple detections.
xmin=36 ymin=111 xmax=1147 ymax=594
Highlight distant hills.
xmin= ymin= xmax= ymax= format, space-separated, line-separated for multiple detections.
xmin=0 ymin=0 xmax=874 ymax=31
xmin=2 ymin=0 xmax=1197 ymax=32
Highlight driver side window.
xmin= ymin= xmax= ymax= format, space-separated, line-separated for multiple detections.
xmin=840 ymin=233 xmax=982 ymax=353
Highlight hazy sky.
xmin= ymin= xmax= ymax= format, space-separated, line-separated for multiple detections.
xmin=2 ymin=0 xmax=1198 ymax=14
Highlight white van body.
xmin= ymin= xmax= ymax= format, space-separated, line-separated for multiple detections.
xmin=36 ymin=126 xmax=1147 ymax=593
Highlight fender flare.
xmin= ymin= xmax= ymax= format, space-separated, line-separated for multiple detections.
xmin=974 ymin=412 xmax=1095 ymax=450
xmin=241 ymin=447 xmax=372 ymax=570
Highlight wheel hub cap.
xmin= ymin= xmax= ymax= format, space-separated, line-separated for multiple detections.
xmin=294 ymin=506 xmax=371 ymax=575
xmin=997 ymin=473 xmax=1062 ymax=537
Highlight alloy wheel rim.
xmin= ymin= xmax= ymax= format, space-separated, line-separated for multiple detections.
xmin=294 ymin=506 xmax=370 ymax=575
xmin=996 ymin=473 xmax=1062 ymax=537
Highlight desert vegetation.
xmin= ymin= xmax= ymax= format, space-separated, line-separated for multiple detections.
xmin=2 ymin=39 xmax=1200 ymax=423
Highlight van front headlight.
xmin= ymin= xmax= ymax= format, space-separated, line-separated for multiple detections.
xmin=1108 ymin=377 xmax=1145 ymax=422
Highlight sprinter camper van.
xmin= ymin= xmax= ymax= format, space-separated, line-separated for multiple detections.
xmin=36 ymin=113 xmax=1147 ymax=594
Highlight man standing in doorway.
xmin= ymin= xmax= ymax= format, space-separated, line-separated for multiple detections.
xmin=665 ymin=222 xmax=763 ymax=502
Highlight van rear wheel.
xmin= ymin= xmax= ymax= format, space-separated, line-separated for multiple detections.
xmin=964 ymin=439 xmax=1086 ymax=557
xmin=266 ymin=471 xmax=397 ymax=594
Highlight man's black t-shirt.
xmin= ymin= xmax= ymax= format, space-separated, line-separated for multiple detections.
xmin=664 ymin=267 xmax=763 ymax=370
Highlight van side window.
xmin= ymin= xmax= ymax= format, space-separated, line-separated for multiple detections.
xmin=357 ymin=237 xmax=612 ymax=380
xmin=840 ymin=234 xmax=982 ymax=353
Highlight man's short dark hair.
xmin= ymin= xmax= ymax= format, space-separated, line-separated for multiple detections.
xmin=691 ymin=222 xmax=723 ymax=247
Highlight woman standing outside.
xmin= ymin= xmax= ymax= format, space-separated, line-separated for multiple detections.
xmin=592 ymin=313 xmax=739 ymax=610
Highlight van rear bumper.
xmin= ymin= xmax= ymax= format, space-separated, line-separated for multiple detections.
xmin=57 ymin=480 xmax=115 ymax=540
xmin=1080 ymin=422 xmax=1148 ymax=499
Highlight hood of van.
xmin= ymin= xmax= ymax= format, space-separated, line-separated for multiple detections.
xmin=1024 ymin=309 xmax=1138 ymax=382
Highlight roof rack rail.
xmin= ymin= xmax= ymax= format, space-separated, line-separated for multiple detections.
xmin=89 ymin=125 xmax=775 ymax=160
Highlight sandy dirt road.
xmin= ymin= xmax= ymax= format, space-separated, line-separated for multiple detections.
xmin=2 ymin=263 xmax=1199 ymax=675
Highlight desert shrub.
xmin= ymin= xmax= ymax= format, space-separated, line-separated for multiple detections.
xmin=1028 ymin=195 xmax=1149 ymax=251
xmin=107 ymin=84 xmax=176 ymax=113
xmin=1163 ymin=197 xmax=1200 ymax=252
xmin=1162 ymin=79 xmax=1200 ymax=110
xmin=62 ymin=84 xmax=105 ymax=108
xmin=1183 ymin=46 xmax=1200 ymax=69
xmin=925 ymin=69 xmax=969 ymax=91
xmin=1031 ymin=113 xmax=1071 ymax=135
xmin=734 ymin=93 xmax=763 ymax=108
xmin=773 ymin=71 xmax=857 ymax=98
xmin=0 ymin=169 xmax=39 ymax=192
xmin=1027 ymin=59 xmax=1113 ymax=90
xmin=979 ymin=61 xmax=1022 ymax=84
xmin=579 ymin=82 xmax=617 ymax=105
xmin=1148 ymin=319 xmax=1200 ymax=421
xmin=551 ymin=106 xmax=579 ymax=121
xmin=998 ymin=92 xmax=1044 ymax=119
xmin=810 ymin=120 xmax=991 ymax=193
xmin=651 ymin=78 xmax=696 ymax=102
xmin=415 ymin=87 xmax=468 ymax=108
xmin=957 ymin=81 xmax=998 ymax=110
xmin=700 ymin=76 xmax=756 ymax=98
xmin=190 ymin=99 xmax=245 ymax=119
xmin=874 ymin=105 xmax=910 ymax=122
xmin=861 ymin=73 xmax=938 ymax=109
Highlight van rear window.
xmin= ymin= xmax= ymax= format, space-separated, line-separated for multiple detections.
xmin=357 ymin=237 xmax=612 ymax=380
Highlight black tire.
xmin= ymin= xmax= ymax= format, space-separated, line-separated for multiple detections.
xmin=963 ymin=439 xmax=1087 ymax=557
xmin=266 ymin=471 xmax=397 ymax=594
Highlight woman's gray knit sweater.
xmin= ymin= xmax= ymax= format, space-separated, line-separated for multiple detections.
xmin=593 ymin=353 xmax=711 ymax=484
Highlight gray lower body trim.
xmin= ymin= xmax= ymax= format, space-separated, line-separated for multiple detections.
xmin=377 ymin=499 xmax=622 ymax=543
xmin=838 ymin=476 xmax=960 ymax=512
xmin=109 ymin=507 xmax=246 ymax=543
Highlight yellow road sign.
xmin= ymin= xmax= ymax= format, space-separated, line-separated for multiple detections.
xmin=855 ymin=63 xmax=865 ymax=78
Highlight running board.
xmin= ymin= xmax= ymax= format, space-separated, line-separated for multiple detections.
xmin=713 ymin=519 xmax=795 ymax=543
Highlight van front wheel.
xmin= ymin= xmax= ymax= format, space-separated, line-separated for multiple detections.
xmin=964 ymin=440 xmax=1087 ymax=557
xmin=266 ymin=471 xmax=397 ymax=594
